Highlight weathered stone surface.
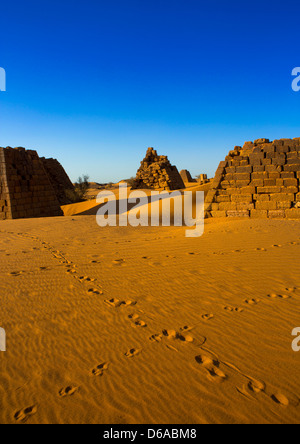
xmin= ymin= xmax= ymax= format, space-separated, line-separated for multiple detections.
xmin=40 ymin=157 xmax=74 ymax=205
xmin=0 ymin=147 xmax=64 ymax=220
xmin=205 ymin=137 xmax=300 ymax=219
xmin=132 ymin=148 xmax=185 ymax=191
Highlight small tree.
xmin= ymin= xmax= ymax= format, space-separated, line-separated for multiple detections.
xmin=75 ymin=175 xmax=90 ymax=198
xmin=65 ymin=175 xmax=90 ymax=203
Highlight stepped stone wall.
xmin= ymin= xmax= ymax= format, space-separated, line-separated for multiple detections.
xmin=40 ymin=157 xmax=74 ymax=205
xmin=0 ymin=147 xmax=64 ymax=220
xmin=205 ymin=138 xmax=300 ymax=219
xmin=132 ymin=148 xmax=185 ymax=191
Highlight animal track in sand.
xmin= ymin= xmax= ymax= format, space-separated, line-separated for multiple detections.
xmin=14 ymin=405 xmax=37 ymax=423
xmin=58 ymin=385 xmax=79 ymax=397
xmin=267 ymin=293 xmax=290 ymax=300
xmin=125 ymin=348 xmax=142 ymax=358
xmin=202 ymin=314 xmax=214 ymax=321
xmin=91 ymin=362 xmax=109 ymax=376
xmin=195 ymin=354 xmax=227 ymax=384
xmin=244 ymin=298 xmax=260 ymax=305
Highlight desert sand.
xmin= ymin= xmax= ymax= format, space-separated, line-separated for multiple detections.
xmin=1 ymin=192 xmax=300 ymax=424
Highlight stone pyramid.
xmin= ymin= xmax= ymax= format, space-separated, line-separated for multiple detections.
xmin=205 ymin=138 xmax=300 ymax=219
xmin=0 ymin=147 xmax=64 ymax=220
xmin=132 ymin=147 xmax=185 ymax=191
xmin=180 ymin=169 xmax=196 ymax=183
xmin=40 ymin=157 xmax=74 ymax=205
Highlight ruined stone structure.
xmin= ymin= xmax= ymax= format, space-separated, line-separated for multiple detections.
xmin=198 ymin=174 xmax=209 ymax=185
xmin=205 ymin=138 xmax=300 ymax=219
xmin=180 ymin=170 xmax=196 ymax=183
xmin=40 ymin=157 xmax=74 ymax=205
xmin=132 ymin=148 xmax=185 ymax=191
xmin=0 ymin=147 xmax=66 ymax=220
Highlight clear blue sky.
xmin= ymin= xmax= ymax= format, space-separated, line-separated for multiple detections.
xmin=1 ymin=0 xmax=300 ymax=182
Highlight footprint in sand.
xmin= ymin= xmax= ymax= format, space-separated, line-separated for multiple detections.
xmin=132 ymin=319 xmax=147 ymax=328
xmin=149 ymin=334 xmax=163 ymax=343
xmin=202 ymin=314 xmax=214 ymax=321
xmin=14 ymin=405 xmax=37 ymax=423
xmin=180 ymin=325 xmax=193 ymax=332
xmin=91 ymin=362 xmax=109 ymax=376
xmin=271 ymin=393 xmax=289 ymax=406
xmin=248 ymin=379 xmax=266 ymax=394
xmin=224 ymin=306 xmax=244 ymax=313
xmin=286 ymin=287 xmax=297 ymax=293
xmin=272 ymin=244 xmax=282 ymax=248
xmin=162 ymin=329 xmax=194 ymax=343
xmin=125 ymin=348 xmax=141 ymax=358
xmin=105 ymin=298 xmax=137 ymax=308
xmin=244 ymin=298 xmax=260 ymax=305
xmin=112 ymin=259 xmax=125 ymax=266
xmin=128 ymin=314 xmax=147 ymax=328
xmin=195 ymin=354 xmax=227 ymax=384
xmin=162 ymin=329 xmax=177 ymax=340
xmin=58 ymin=385 xmax=79 ymax=397
xmin=9 ymin=271 xmax=23 ymax=277
xmin=78 ymin=276 xmax=96 ymax=283
xmin=88 ymin=288 xmax=103 ymax=295
xmin=267 ymin=293 xmax=290 ymax=300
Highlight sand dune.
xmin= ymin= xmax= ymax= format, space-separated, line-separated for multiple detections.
xmin=62 ymin=183 xmax=210 ymax=218
xmin=0 ymin=215 xmax=300 ymax=424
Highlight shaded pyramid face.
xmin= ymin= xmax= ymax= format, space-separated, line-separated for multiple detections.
xmin=0 ymin=147 xmax=64 ymax=220
xmin=205 ymin=138 xmax=300 ymax=219
xmin=40 ymin=157 xmax=74 ymax=205
xmin=132 ymin=147 xmax=185 ymax=191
